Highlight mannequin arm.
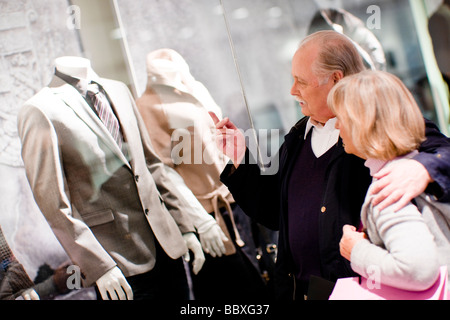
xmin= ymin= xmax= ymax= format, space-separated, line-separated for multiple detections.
xmin=199 ymin=224 xmax=228 ymax=258
xmin=165 ymin=167 xmax=227 ymax=257
xmin=131 ymin=92 xmax=195 ymax=234
xmin=95 ymin=266 xmax=133 ymax=300
xmin=21 ymin=289 xmax=40 ymax=300
xmin=183 ymin=233 xmax=205 ymax=275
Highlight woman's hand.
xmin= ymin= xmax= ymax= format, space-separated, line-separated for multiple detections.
xmin=339 ymin=225 xmax=367 ymax=261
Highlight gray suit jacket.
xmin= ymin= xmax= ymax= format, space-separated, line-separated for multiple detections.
xmin=18 ymin=75 xmax=195 ymax=287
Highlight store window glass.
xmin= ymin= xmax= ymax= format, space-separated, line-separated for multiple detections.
xmin=219 ymin=0 xmax=448 ymax=138
xmin=0 ymin=0 xmax=448 ymax=300
xmin=111 ymin=0 xmax=448 ymax=166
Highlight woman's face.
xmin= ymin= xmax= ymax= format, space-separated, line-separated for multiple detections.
xmin=334 ymin=117 xmax=366 ymax=159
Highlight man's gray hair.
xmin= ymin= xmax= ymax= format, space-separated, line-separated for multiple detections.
xmin=299 ymin=30 xmax=366 ymax=83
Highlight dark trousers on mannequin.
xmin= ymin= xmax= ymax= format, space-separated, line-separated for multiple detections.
xmin=95 ymin=241 xmax=189 ymax=300
xmin=189 ymin=205 xmax=269 ymax=301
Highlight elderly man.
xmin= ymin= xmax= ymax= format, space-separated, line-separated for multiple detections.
xmin=211 ymin=30 xmax=450 ymax=300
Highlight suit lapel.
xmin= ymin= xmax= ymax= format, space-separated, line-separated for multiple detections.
xmin=50 ymin=78 xmax=130 ymax=168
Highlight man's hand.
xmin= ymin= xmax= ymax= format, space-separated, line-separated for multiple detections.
xmin=95 ymin=266 xmax=133 ymax=300
xmin=339 ymin=225 xmax=367 ymax=261
xmin=199 ymin=223 xmax=228 ymax=258
xmin=209 ymin=112 xmax=246 ymax=168
xmin=183 ymin=232 xmax=206 ymax=275
xmin=369 ymin=159 xmax=432 ymax=212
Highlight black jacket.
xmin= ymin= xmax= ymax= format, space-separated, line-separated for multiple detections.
xmin=221 ymin=116 xmax=450 ymax=300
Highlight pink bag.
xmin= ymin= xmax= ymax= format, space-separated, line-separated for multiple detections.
xmin=329 ymin=266 xmax=448 ymax=300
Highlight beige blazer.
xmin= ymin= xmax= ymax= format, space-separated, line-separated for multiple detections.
xmin=17 ymin=75 xmax=195 ymax=287
xmin=136 ymin=86 xmax=233 ymax=213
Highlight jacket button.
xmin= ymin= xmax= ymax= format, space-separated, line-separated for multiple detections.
xmin=321 ymin=206 xmax=326 ymax=213
xmin=135 ymin=175 xmax=140 ymax=182
xmin=144 ymin=209 xmax=149 ymax=215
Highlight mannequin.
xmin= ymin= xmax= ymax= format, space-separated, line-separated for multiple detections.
xmin=18 ymin=56 xmax=206 ymax=300
xmin=54 ymin=56 xmax=94 ymax=80
xmin=136 ymin=49 xmax=268 ymax=300
xmin=140 ymin=50 xmax=233 ymax=258
xmin=53 ymin=57 xmax=132 ymax=300
xmin=138 ymin=49 xmax=241 ymax=254
xmin=55 ymin=57 xmax=226 ymax=281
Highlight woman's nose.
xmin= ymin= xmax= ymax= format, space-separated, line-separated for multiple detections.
xmin=335 ymin=119 xmax=340 ymax=129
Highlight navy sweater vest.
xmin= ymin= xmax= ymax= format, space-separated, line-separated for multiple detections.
xmin=287 ymin=130 xmax=336 ymax=287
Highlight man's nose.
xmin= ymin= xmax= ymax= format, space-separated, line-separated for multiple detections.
xmin=290 ymin=83 xmax=300 ymax=97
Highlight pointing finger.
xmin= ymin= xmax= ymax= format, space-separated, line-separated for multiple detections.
xmin=208 ymin=111 xmax=220 ymax=125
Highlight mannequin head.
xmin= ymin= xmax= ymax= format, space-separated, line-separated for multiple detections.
xmin=54 ymin=56 xmax=94 ymax=81
xmin=145 ymin=49 xmax=195 ymax=93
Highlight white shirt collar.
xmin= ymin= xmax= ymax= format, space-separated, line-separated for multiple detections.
xmin=304 ymin=117 xmax=340 ymax=158
xmin=304 ymin=117 xmax=338 ymax=139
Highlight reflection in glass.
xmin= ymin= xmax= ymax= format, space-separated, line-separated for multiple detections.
xmin=114 ymin=0 xmax=448 ymax=165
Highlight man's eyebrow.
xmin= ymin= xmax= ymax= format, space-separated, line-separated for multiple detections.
xmin=293 ymin=75 xmax=307 ymax=83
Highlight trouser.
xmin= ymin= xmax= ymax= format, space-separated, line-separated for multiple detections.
xmin=189 ymin=245 xmax=269 ymax=300
xmin=188 ymin=204 xmax=269 ymax=300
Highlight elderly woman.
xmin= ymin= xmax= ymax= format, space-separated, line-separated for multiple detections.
xmin=328 ymin=70 xmax=449 ymax=291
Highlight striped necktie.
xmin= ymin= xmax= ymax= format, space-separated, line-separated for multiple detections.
xmin=87 ymin=82 xmax=124 ymax=149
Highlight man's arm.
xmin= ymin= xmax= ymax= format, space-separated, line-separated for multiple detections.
xmin=370 ymin=119 xmax=450 ymax=210
xmin=210 ymin=110 xmax=281 ymax=230
xmin=220 ymin=148 xmax=281 ymax=230
xmin=415 ymin=119 xmax=450 ymax=201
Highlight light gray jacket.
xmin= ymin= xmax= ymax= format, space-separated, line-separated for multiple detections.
xmin=351 ymin=157 xmax=449 ymax=291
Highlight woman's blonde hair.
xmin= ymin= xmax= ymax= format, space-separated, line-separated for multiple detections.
xmin=327 ymin=70 xmax=425 ymax=160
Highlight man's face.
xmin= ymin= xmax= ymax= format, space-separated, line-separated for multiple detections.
xmin=290 ymin=44 xmax=336 ymax=124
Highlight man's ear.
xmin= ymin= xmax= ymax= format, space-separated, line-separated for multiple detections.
xmin=333 ymin=70 xmax=344 ymax=84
